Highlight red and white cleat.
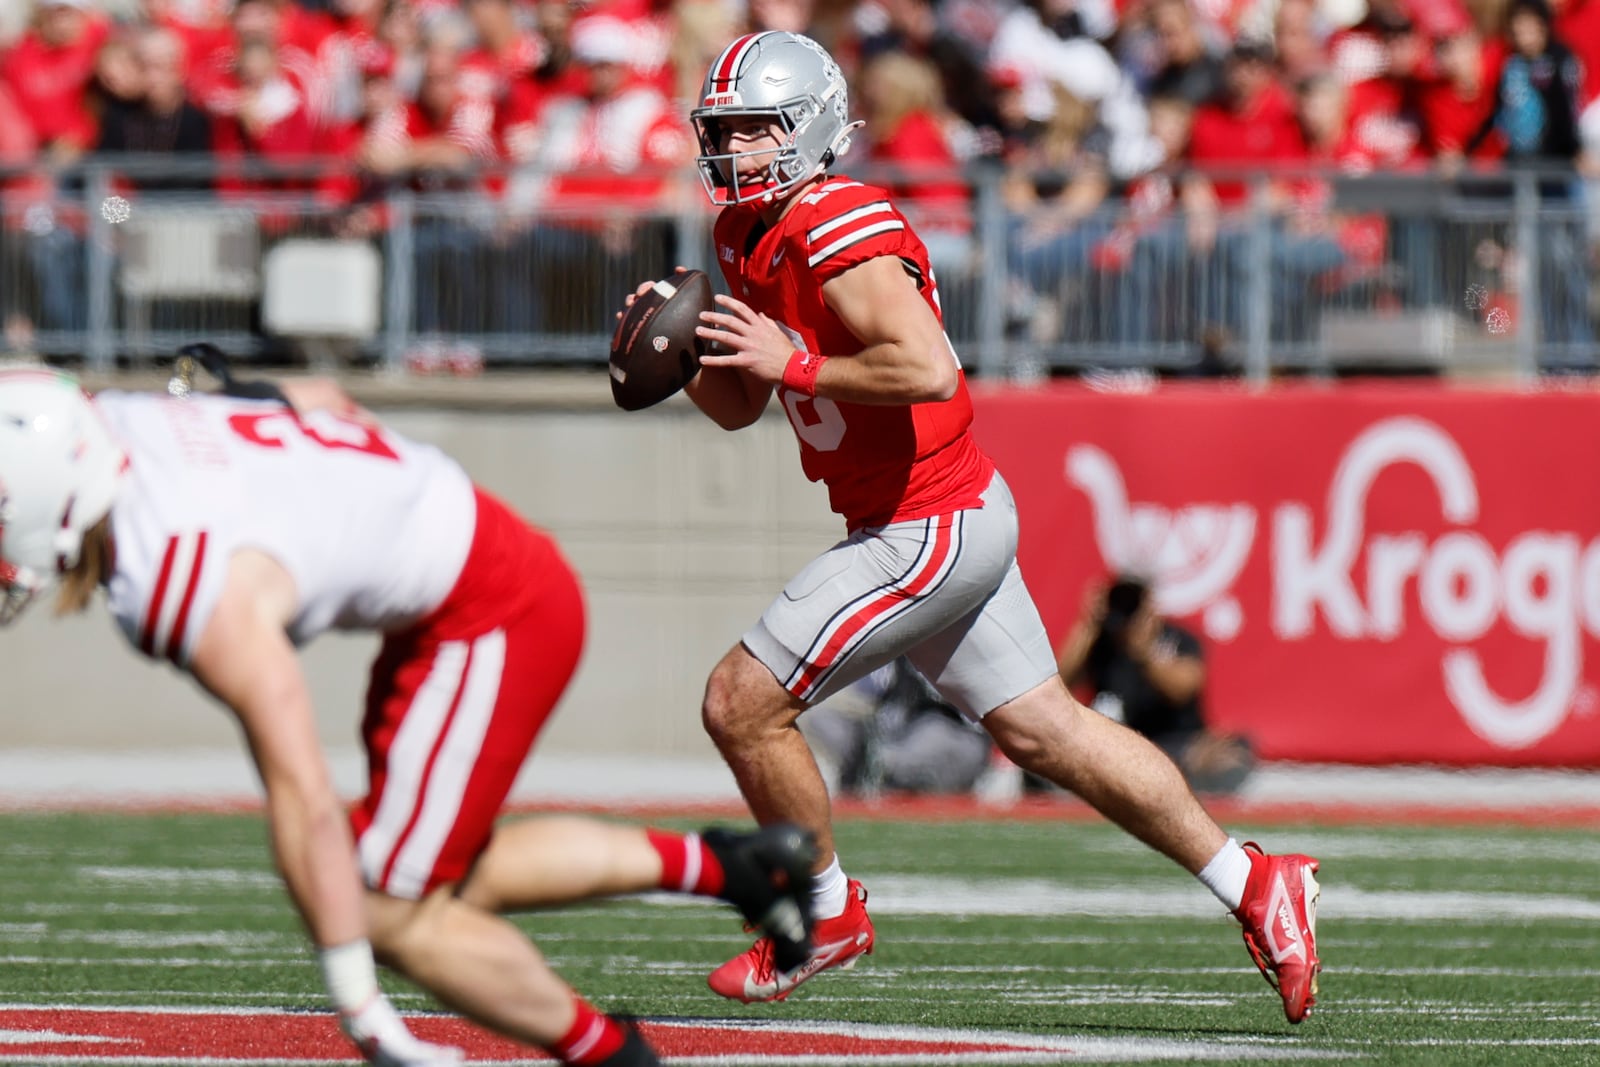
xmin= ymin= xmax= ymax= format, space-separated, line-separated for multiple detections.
xmin=708 ymin=879 xmax=875 ymax=1003
xmin=1234 ymin=842 xmax=1322 ymax=1023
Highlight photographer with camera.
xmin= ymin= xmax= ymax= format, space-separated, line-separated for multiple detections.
xmin=1056 ymin=575 xmax=1254 ymax=795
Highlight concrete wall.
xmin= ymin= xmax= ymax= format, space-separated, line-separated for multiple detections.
xmin=6 ymin=388 xmax=839 ymax=762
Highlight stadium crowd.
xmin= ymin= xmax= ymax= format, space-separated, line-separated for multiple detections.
xmin=1 ymin=0 xmax=1597 ymax=364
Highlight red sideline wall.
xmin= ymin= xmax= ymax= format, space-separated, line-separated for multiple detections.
xmin=970 ymin=379 xmax=1600 ymax=767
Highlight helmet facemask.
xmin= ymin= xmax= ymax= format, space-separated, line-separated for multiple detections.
xmin=693 ymin=104 xmax=810 ymax=206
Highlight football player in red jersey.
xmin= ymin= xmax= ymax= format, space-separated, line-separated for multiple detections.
xmin=0 ymin=365 xmax=818 ymax=1067
xmin=632 ymin=30 xmax=1324 ymax=1021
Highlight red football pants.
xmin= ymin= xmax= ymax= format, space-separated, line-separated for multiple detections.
xmin=350 ymin=491 xmax=585 ymax=898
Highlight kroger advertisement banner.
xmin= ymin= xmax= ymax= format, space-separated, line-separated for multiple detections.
xmin=971 ymin=380 xmax=1600 ymax=766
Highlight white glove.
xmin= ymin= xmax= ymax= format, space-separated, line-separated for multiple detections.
xmin=339 ymin=994 xmax=464 ymax=1067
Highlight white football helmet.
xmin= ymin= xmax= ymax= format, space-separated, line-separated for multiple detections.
xmin=0 ymin=367 xmax=128 ymax=625
xmin=690 ymin=31 xmax=863 ymax=206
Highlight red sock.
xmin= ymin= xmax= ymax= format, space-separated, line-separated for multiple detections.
xmin=552 ymin=995 xmax=625 ymax=1065
xmin=646 ymin=828 xmax=726 ymax=897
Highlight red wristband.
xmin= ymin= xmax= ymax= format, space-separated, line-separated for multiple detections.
xmin=782 ymin=349 xmax=825 ymax=397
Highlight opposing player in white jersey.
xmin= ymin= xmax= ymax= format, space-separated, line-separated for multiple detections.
xmin=622 ymin=30 xmax=1324 ymax=1021
xmin=0 ymin=366 xmax=819 ymax=1067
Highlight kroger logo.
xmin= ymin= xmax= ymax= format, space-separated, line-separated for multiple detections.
xmin=1068 ymin=416 xmax=1597 ymax=750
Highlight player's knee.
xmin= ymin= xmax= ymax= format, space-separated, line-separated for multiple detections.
xmin=992 ymin=722 xmax=1052 ymax=773
xmin=702 ymin=667 xmax=753 ymax=749
xmin=985 ymin=687 xmax=1083 ymax=774
xmin=366 ymin=890 xmax=444 ymax=970
xmin=701 ymin=656 xmax=789 ymax=750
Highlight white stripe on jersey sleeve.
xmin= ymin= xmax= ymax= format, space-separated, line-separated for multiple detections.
xmin=806 ymin=201 xmax=893 ymax=243
xmin=807 ymin=218 xmax=907 ymax=269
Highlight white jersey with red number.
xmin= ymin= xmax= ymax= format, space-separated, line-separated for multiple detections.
xmin=95 ymin=392 xmax=476 ymax=665
xmin=712 ymin=177 xmax=993 ymax=530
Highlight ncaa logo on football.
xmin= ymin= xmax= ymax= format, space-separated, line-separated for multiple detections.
xmin=652 ymin=336 xmax=669 ymax=353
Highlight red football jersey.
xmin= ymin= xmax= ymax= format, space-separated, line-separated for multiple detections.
xmin=712 ymin=177 xmax=993 ymax=530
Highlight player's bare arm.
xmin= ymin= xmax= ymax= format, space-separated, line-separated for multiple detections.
xmin=697 ymin=256 xmax=958 ymax=406
xmin=185 ymin=552 xmax=459 ymax=1064
xmin=188 ymin=550 xmax=367 ymax=951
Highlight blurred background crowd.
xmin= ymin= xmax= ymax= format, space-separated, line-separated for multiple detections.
xmin=1 ymin=0 xmax=1597 ymax=370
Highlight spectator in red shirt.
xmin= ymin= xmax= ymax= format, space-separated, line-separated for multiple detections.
xmin=1 ymin=0 xmax=110 ymax=162
xmin=1335 ymin=12 xmax=1441 ymax=312
xmin=497 ymin=15 xmax=688 ymax=334
xmin=1128 ymin=40 xmax=1344 ymax=355
xmin=1343 ymin=16 xmax=1427 ymax=172
xmin=1421 ymin=18 xmax=1501 ymax=157
xmin=1328 ymin=0 xmax=1413 ymax=85
xmin=1186 ymin=38 xmax=1305 ymax=206
xmin=314 ymin=0 xmax=390 ymax=135
xmin=212 ymin=34 xmax=319 ymax=200
xmin=405 ymin=42 xmax=502 ymax=189
xmin=189 ymin=0 xmax=321 ymax=127
xmin=1386 ymin=16 xmax=1501 ymax=311
xmin=859 ymin=50 xmax=974 ymax=286
xmin=1 ymin=0 xmax=111 ymax=339
xmin=1173 ymin=38 xmax=1305 ymax=343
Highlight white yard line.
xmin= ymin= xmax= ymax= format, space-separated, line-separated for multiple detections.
xmin=2 ymin=749 xmax=1598 ymax=810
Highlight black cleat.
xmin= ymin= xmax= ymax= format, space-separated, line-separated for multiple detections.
xmin=594 ymin=1020 xmax=660 ymax=1066
xmin=703 ymin=823 xmax=819 ymax=973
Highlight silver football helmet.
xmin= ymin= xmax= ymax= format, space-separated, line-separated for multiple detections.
xmin=690 ymin=31 xmax=863 ymax=206
xmin=0 ymin=366 xmax=127 ymax=625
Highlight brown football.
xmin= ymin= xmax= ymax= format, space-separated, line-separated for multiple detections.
xmin=609 ymin=268 xmax=714 ymax=411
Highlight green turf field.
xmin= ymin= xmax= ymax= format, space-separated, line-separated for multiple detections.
xmin=4 ymin=810 xmax=1599 ymax=1065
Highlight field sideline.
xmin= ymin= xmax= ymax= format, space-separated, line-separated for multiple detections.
xmin=4 ymin=758 xmax=1600 ymax=1067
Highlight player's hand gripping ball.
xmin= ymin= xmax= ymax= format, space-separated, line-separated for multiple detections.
xmin=609 ymin=268 xmax=713 ymax=411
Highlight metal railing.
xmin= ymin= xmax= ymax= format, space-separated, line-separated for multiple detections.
xmin=1 ymin=155 xmax=1594 ymax=381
